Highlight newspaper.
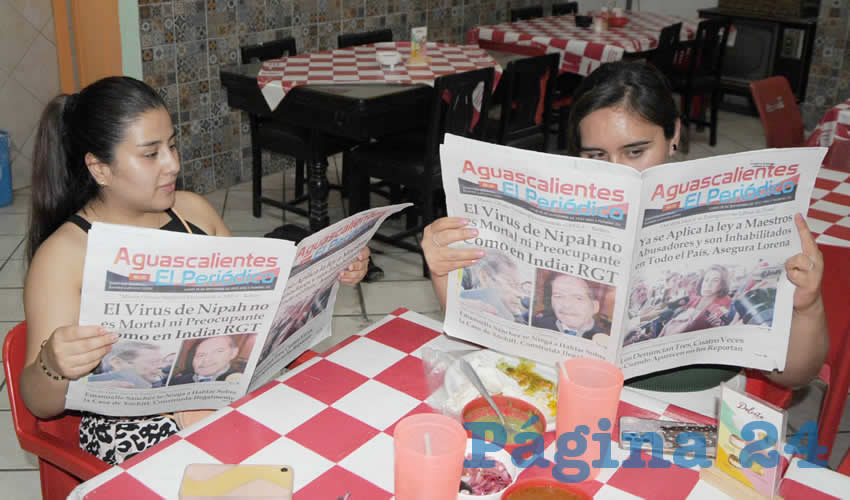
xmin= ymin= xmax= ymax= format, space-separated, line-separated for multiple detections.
xmin=65 ymin=204 xmax=410 ymax=416
xmin=440 ymin=134 xmax=826 ymax=379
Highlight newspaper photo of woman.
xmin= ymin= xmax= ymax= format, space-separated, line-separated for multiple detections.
xmin=459 ymin=251 xmax=531 ymax=324
xmin=623 ymin=260 xmax=783 ymax=346
xmin=259 ymin=302 xmax=302 ymax=363
xmin=258 ymin=281 xmax=335 ymax=363
xmin=659 ymin=265 xmax=733 ymax=337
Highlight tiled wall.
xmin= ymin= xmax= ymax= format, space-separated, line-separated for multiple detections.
xmin=801 ymin=0 xmax=850 ymax=129
xmin=0 ymin=0 xmax=60 ymax=190
xmin=139 ymin=0 xmax=532 ymax=194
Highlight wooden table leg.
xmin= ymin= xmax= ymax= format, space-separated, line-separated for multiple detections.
xmin=306 ymin=128 xmax=331 ymax=232
xmin=249 ymin=114 xmax=262 ymax=218
xmin=307 ymin=161 xmax=330 ymax=233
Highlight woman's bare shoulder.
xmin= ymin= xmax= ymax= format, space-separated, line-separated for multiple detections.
xmin=173 ymin=191 xmax=227 ymax=235
xmin=25 ymin=223 xmax=87 ymax=289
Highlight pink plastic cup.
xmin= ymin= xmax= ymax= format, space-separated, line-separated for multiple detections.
xmin=556 ymin=358 xmax=624 ymax=481
xmin=394 ymin=413 xmax=467 ymax=499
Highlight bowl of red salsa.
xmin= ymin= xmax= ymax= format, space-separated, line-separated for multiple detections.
xmin=501 ymin=478 xmax=592 ymax=500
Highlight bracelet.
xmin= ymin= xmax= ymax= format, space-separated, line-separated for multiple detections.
xmin=39 ymin=340 xmax=66 ymax=381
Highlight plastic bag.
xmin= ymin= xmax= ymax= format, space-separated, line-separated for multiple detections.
xmin=421 ymin=347 xmax=479 ymax=420
xmin=422 ymin=348 xmax=546 ymax=422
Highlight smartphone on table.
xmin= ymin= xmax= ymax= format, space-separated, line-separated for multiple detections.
xmin=179 ymin=464 xmax=293 ymax=499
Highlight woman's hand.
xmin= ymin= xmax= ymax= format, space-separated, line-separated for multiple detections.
xmin=41 ymin=326 xmax=118 ymax=380
xmin=786 ymin=214 xmax=823 ymax=314
xmin=338 ymin=247 xmax=371 ymax=286
xmin=422 ymin=217 xmax=485 ymax=278
xmin=765 ymin=214 xmax=828 ymax=388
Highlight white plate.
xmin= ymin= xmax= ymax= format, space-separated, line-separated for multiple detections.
xmin=442 ymin=350 xmax=558 ymax=432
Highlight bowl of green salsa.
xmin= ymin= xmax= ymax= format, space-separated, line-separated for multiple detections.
xmin=461 ymin=395 xmax=547 ymax=452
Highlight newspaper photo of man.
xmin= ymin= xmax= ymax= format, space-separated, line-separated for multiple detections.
xmin=88 ymin=341 xmax=169 ymax=389
xmin=532 ymin=271 xmax=613 ymax=342
xmin=459 ymin=250 xmax=531 ymax=324
xmin=168 ymin=334 xmax=255 ymax=385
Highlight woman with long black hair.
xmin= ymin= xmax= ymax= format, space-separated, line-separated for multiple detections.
xmin=22 ymin=77 xmax=370 ymax=464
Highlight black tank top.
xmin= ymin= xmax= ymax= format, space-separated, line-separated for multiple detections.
xmin=67 ymin=208 xmax=208 ymax=235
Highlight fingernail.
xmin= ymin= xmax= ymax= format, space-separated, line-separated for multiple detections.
xmin=476 ymin=250 xmax=485 ymax=257
xmin=109 ymin=334 xmax=119 ymax=342
xmin=465 ymin=229 xmax=478 ymax=237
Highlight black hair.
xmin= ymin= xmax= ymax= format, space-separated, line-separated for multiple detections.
xmin=697 ymin=265 xmax=730 ymax=298
xmin=27 ymin=77 xmax=167 ymax=263
xmin=566 ymin=60 xmax=679 ymax=156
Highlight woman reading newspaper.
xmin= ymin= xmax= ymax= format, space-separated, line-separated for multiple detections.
xmin=21 ymin=77 xmax=370 ymax=465
xmin=422 ymin=61 xmax=827 ymax=400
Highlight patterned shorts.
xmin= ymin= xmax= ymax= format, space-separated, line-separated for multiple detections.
xmin=79 ymin=412 xmax=179 ymax=466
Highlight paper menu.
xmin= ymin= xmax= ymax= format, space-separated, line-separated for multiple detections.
xmin=716 ymin=384 xmax=787 ymax=499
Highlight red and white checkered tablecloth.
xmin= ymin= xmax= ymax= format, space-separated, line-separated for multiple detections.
xmin=257 ymin=42 xmax=503 ymax=111
xmin=468 ymin=12 xmax=699 ymax=76
xmin=808 ymin=167 xmax=850 ymax=247
xmin=780 ymin=457 xmax=850 ymax=499
xmin=807 ymin=99 xmax=850 ymax=172
xmin=69 ymin=308 xmax=847 ymax=499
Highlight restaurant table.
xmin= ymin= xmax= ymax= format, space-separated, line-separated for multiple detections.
xmin=808 ymin=166 xmax=850 ymax=248
xmin=220 ymin=42 xmax=505 ymax=232
xmin=807 ymin=99 xmax=850 ymax=173
xmin=69 ymin=309 xmax=850 ymax=499
xmin=467 ymin=12 xmax=699 ymax=77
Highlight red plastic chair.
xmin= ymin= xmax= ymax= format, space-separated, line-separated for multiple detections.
xmin=839 ymin=447 xmax=850 ymax=476
xmin=749 ymin=76 xmax=806 ymax=148
xmin=813 ymin=243 xmax=850 ymax=463
xmin=744 ymin=369 xmax=793 ymax=409
xmin=3 ymin=322 xmax=109 ymax=500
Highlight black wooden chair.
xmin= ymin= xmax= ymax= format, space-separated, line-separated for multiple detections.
xmin=552 ymin=2 xmax=578 ymax=15
xmin=240 ymin=38 xmax=352 ymax=218
xmin=348 ymin=68 xmax=495 ymax=274
xmin=551 ymin=71 xmax=583 ymax=150
xmin=510 ymin=6 xmax=544 ymax=22
xmin=338 ymin=29 xmax=393 ymax=49
xmin=666 ymin=18 xmax=731 ymax=148
xmin=488 ymin=53 xmax=559 ymax=151
xmin=647 ymin=22 xmax=682 ymax=76
xmin=241 ymin=38 xmax=295 ymax=64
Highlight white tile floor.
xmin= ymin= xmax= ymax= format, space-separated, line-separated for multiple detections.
xmin=0 ymin=111 xmax=848 ymax=497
